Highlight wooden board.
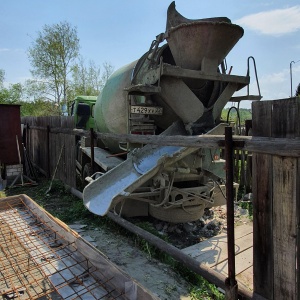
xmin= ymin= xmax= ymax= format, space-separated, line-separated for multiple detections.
xmin=182 ymin=223 xmax=254 ymax=291
xmin=252 ymin=101 xmax=273 ymax=298
xmin=272 ymin=156 xmax=297 ymax=299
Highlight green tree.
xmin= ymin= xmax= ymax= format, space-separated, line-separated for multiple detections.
xmin=0 ymin=68 xmax=60 ymax=116
xmin=221 ymin=108 xmax=252 ymax=125
xmin=28 ymin=21 xmax=80 ymax=111
xmin=0 ymin=69 xmax=8 ymax=103
xmin=19 ymin=99 xmax=59 ymax=116
xmin=24 ymin=79 xmax=54 ymax=102
xmin=67 ymin=58 xmax=114 ymax=114
xmin=0 ymin=69 xmax=23 ymax=104
xmin=0 ymin=69 xmax=4 ymax=87
xmin=71 ymin=57 xmax=114 ymax=97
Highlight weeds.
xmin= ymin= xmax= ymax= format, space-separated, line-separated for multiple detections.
xmin=165 ymin=284 xmax=178 ymax=296
xmin=131 ymin=225 xmax=224 ymax=299
xmin=236 ymin=185 xmax=253 ymax=218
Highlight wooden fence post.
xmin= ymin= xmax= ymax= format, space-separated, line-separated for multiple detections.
xmin=225 ymin=126 xmax=238 ymax=299
xmin=252 ymin=99 xmax=300 ymax=299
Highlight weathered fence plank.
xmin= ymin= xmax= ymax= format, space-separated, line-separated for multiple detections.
xmin=22 ymin=126 xmax=300 ymax=157
xmin=272 ymin=99 xmax=300 ymax=138
xmin=252 ymin=98 xmax=300 ymax=300
xmin=271 ymin=99 xmax=299 ymax=300
xmin=252 ymin=100 xmax=273 ymax=299
xmin=272 ymin=156 xmax=297 ymax=299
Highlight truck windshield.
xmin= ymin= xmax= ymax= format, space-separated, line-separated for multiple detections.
xmin=77 ymin=103 xmax=90 ymax=116
xmin=75 ymin=103 xmax=91 ymax=129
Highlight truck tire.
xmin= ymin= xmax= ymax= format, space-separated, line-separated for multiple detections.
xmin=149 ymin=204 xmax=204 ymax=223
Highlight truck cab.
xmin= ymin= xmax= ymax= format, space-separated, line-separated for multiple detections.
xmin=71 ymin=95 xmax=124 ymax=186
xmin=71 ymin=96 xmax=97 ymax=130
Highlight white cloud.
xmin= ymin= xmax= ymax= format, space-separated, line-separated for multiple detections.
xmin=235 ymin=6 xmax=300 ymax=36
xmin=257 ymin=65 xmax=300 ymax=99
xmin=0 ymin=48 xmax=25 ymax=53
xmin=261 ymin=70 xmax=286 ymax=84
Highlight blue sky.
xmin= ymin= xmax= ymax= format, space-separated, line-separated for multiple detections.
xmin=1 ymin=1 xmax=300 ymax=108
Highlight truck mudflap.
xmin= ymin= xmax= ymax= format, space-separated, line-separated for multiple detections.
xmin=83 ymin=122 xmax=197 ymax=216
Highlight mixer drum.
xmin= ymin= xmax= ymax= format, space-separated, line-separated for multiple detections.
xmin=94 ymin=2 xmax=244 ymax=152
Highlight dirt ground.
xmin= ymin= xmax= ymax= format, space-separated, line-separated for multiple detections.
xmin=67 ymin=204 xmax=251 ymax=300
xmin=69 ymin=223 xmax=193 ymax=300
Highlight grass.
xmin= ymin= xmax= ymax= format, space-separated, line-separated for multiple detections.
xmin=1 ymin=177 xmax=225 ymax=300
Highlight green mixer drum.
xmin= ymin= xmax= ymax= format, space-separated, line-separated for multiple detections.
xmin=94 ymin=61 xmax=136 ymax=152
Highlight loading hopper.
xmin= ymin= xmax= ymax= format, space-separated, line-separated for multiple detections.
xmin=166 ymin=2 xmax=244 ymax=73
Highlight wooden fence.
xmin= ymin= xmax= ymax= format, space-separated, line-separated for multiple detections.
xmin=22 ymin=116 xmax=76 ymax=187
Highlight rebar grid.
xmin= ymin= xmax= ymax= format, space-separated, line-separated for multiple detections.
xmin=0 ymin=198 xmax=125 ymax=300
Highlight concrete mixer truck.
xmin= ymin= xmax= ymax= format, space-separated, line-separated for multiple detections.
xmin=73 ymin=2 xmax=261 ymax=223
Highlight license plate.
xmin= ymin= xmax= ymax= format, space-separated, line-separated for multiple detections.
xmin=131 ymin=106 xmax=163 ymax=115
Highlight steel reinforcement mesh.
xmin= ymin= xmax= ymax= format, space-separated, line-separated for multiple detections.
xmin=0 ymin=198 xmax=125 ymax=300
